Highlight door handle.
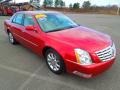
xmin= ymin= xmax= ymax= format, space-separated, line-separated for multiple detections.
xmin=33 ymin=30 xmax=38 ymax=33
xmin=22 ymin=30 xmax=25 ymax=32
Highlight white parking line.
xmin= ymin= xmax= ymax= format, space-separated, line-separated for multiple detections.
xmin=18 ymin=66 xmax=44 ymax=90
xmin=0 ymin=64 xmax=32 ymax=76
xmin=0 ymin=64 xmax=82 ymax=90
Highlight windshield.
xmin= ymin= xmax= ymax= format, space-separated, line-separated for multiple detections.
xmin=36 ymin=13 xmax=79 ymax=32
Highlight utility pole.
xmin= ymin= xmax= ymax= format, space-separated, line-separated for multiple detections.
xmin=13 ymin=0 xmax=15 ymax=4
xmin=117 ymin=4 xmax=120 ymax=15
xmin=117 ymin=7 xmax=119 ymax=15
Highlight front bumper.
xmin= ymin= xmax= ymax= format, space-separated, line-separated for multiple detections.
xmin=65 ymin=59 xmax=115 ymax=78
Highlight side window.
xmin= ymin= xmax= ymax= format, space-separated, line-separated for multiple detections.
xmin=24 ymin=15 xmax=35 ymax=26
xmin=12 ymin=13 xmax=24 ymax=25
xmin=12 ymin=15 xmax=16 ymax=23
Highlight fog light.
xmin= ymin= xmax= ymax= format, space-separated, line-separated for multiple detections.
xmin=73 ymin=71 xmax=92 ymax=78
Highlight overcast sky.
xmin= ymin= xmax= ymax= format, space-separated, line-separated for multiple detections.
xmin=16 ymin=0 xmax=120 ymax=6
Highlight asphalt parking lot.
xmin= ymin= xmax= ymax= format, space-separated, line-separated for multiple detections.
xmin=0 ymin=14 xmax=120 ymax=90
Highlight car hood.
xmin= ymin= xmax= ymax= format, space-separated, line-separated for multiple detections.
xmin=47 ymin=26 xmax=112 ymax=53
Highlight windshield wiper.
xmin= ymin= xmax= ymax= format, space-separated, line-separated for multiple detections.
xmin=62 ymin=25 xmax=78 ymax=30
xmin=46 ymin=28 xmax=64 ymax=33
xmin=46 ymin=25 xmax=79 ymax=33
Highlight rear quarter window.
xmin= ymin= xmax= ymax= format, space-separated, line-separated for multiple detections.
xmin=12 ymin=13 xmax=24 ymax=25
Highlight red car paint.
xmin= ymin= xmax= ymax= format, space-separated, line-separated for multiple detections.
xmin=4 ymin=11 xmax=116 ymax=78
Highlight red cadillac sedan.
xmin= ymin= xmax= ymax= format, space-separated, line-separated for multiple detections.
xmin=4 ymin=11 xmax=116 ymax=78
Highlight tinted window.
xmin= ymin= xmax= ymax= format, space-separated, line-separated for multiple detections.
xmin=24 ymin=15 xmax=34 ymax=26
xmin=12 ymin=15 xmax=16 ymax=23
xmin=12 ymin=13 xmax=24 ymax=25
xmin=36 ymin=13 xmax=78 ymax=32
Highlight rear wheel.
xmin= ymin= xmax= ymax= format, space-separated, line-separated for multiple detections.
xmin=8 ymin=32 xmax=18 ymax=45
xmin=45 ymin=49 xmax=65 ymax=74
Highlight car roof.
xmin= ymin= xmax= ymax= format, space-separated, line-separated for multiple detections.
xmin=16 ymin=11 xmax=61 ymax=16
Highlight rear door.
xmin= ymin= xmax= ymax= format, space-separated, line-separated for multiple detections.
xmin=10 ymin=13 xmax=25 ymax=43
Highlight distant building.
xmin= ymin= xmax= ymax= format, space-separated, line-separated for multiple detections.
xmin=0 ymin=0 xmax=41 ymax=16
xmin=30 ymin=0 xmax=40 ymax=7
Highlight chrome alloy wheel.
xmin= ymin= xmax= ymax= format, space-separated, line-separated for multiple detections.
xmin=47 ymin=53 xmax=61 ymax=71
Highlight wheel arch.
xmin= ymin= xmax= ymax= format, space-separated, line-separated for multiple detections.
xmin=6 ymin=29 xmax=10 ymax=34
xmin=42 ymin=46 xmax=65 ymax=62
xmin=42 ymin=46 xmax=51 ymax=57
xmin=42 ymin=46 xmax=60 ymax=57
xmin=42 ymin=46 xmax=66 ymax=72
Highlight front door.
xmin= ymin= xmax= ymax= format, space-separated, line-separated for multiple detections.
xmin=22 ymin=14 xmax=42 ymax=54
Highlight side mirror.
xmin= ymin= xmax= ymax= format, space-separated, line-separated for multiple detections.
xmin=25 ymin=25 xmax=35 ymax=31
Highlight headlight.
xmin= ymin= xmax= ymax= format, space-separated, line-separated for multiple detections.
xmin=112 ymin=42 xmax=116 ymax=57
xmin=75 ymin=49 xmax=92 ymax=65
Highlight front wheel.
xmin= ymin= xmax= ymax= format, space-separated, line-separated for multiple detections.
xmin=45 ymin=49 xmax=65 ymax=74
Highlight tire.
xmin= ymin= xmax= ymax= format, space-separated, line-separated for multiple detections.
xmin=8 ymin=32 xmax=18 ymax=45
xmin=45 ymin=49 xmax=65 ymax=74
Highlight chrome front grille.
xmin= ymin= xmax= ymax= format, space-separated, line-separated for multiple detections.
xmin=96 ymin=43 xmax=116 ymax=61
